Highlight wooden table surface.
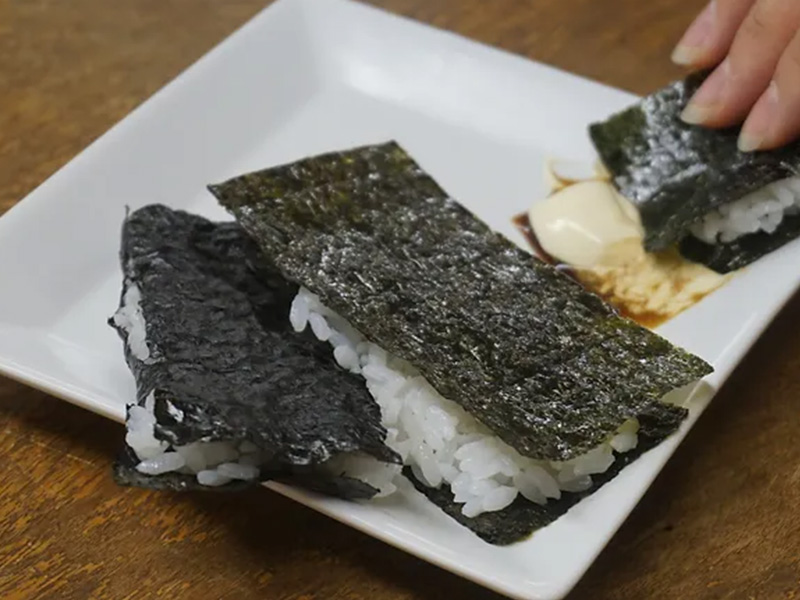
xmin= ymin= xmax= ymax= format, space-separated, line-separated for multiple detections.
xmin=2 ymin=0 xmax=800 ymax=598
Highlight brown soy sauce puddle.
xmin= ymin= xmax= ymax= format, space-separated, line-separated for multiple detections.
xmin=513 ymin=212 xmax=669 ymax=329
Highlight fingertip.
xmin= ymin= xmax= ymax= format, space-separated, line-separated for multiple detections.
xmin=680 ymin=103 xmax=718 ymax=125
xmin=738 ymin=81 xmax=779 ymax=152
xmin=671 ymin=0 xmax=734 ymax=69
xmin=752 ymin=31 xmax=800 ymax=151
xmin=671 ymin=45 xmax=702 ymax=66
xmin=671 ymin=49 xmax=693 ymax=66
xmin=678 ymin=60 xmax=731 ymax=126
xmin=737 ymin=132 xmax=762 ymax=153
xmin=671 ymin=47 xmax=722 ymax=70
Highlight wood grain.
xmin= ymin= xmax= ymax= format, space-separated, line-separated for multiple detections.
xmin=2 ymin=0 xmax=799 ymax=598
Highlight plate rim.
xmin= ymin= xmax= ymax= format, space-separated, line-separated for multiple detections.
xmin=2 ymin=1 xmax=798 ymax=599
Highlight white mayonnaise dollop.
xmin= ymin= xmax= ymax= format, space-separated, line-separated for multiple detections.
xmin=528 ymin=180 xmax=643 ymax=267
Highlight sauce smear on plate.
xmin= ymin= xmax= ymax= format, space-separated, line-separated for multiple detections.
xmin=514 ymin=169 xmax=732 ymax=329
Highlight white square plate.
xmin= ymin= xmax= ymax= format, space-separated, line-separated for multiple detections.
xmin=1 ymin=1 xmax=798 ymax=598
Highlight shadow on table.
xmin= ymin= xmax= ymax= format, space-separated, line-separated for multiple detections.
xmin=0 ymin=385 xmax=497 ymax=600
xmin=568 ymin=292 xmax=800 ymax=599
xmin=4 ymin=293 xmax=800 ymax=600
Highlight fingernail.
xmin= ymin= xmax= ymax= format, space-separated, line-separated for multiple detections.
xmin=739 ymin=81 xmax=779 ymax=152
xmin=680 ymin=58 xmax=730 ymax=124
xmin=672 ymin=0 xmax=717 ymax=65
xmin=680 ymin=104 xmax=718 ymax=124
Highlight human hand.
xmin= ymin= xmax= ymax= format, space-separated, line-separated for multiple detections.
xmin=671 ymin=0 xmax=800 ymax=152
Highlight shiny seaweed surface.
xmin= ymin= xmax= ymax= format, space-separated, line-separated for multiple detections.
xmin=210 ymin=142 xmax=712 ymax=464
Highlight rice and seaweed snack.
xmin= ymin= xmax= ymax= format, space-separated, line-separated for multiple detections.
xmin=110 ymin=204 xmax=400 ymax=498
xmin=209 ymin=141 xmax=713 ymax=544
xmin=590 ymin=71 xmax=800 ymax=274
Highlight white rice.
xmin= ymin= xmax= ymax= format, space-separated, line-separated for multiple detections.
xmin=123 ymin=286 xmax=690 ymax=519
xmin=125 ymin=392 xmax=263 ymax=485
xmin=124 ymin=392 xmax=402 ymax=491
xmin=689 ymin=177 xmax=800 ymax=244
xmin=112 ymin=283 xmax=151 ymax=361
xmin=289 ymin=287 xmax=673 ymax=518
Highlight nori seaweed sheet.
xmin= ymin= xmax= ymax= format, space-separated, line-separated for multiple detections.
xmin=589 ymin=71 xmax=800 ymax=273
xmin=209 ymin=141 xmax=712 ymax=465
xmin=406 ymin=400 xmax=685 ymax=544
xmin=109 ymin=204 xmax=398 ymax=494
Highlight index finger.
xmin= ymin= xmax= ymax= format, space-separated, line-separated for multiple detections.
xmin=672 ymin=0 xmax=756 ymax=68
xmin=681 ymin=0 xmax=800 ymax=128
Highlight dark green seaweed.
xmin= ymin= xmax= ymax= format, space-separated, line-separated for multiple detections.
xmin=589 ymin=71 xmax=800 ymax=272
xmin=209 ymin=142 xmax=712 ymax=465
xmin=110 ymin=204 xmax=397 ymax=495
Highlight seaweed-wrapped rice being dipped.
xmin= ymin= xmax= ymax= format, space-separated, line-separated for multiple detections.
xmin=207 ymin=141 xmax=713 ymax=544
xmin=589 ymin=71 xmax=800 ymax=274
